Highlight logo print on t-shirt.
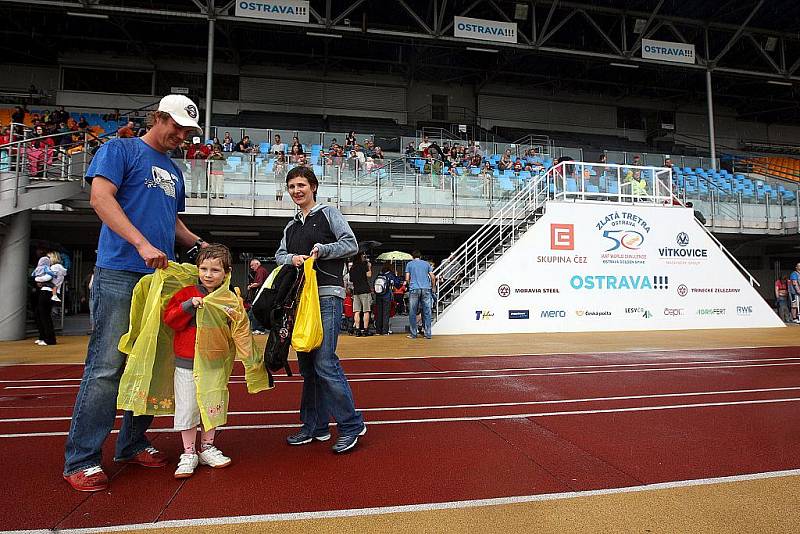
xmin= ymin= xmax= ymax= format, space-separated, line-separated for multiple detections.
xmin=147 ymin=166 xmax=177 ymax=198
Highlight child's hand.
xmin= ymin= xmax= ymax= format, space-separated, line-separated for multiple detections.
xmin=191 ymin=296 xmax=203 ymax=308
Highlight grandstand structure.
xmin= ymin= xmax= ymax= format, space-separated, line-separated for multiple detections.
xmin=2 ymin=0 xmax=800 ymax=339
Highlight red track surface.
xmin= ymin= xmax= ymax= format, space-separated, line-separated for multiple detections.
xmin=2 ymin=346 xmax=800 ymax=531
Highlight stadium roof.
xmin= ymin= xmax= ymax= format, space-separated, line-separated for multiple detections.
xmin=2 ymin=0 xmax=799 ymax=123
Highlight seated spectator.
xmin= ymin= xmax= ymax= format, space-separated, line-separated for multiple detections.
xmin=404 ymin=142 xmax=416 ymax=157
xmin=117 ymin=126 xmax=134 ymax=139
xmin=0 ymin=126 xmax=9 ymax=145
xmin=631 ymin=154 xmax=642 ymax=166
xmin=77 ymin=116 xmax=89 ymax=130
xmin=271 ymin=134 xmax=286 ymax=155
xmin=599 ymin=154 xmax=607 ymax=164
xmin=349 ymin=147 xmax=366 ymax=173
xmin=211 ymin=136 xmax=222 ymax=151
xmin=664 ymin=156 xmax=673 ymax=168
xmin=236 ymin=135 xmax=255 ymax=153
xmin=470 ymin=153 xmax=482 ymax=168
xmin=498 ymin=149 xmax=513 ymax=171
xmin=222 ymin=131 xmax=234 ymax=152
xmin=289 ymin=144 xmax=304 ymax=163
xmin=328 ymin=137 xmax=338 ymax=150
xmin=513 ymin=159 xmax=524 ymax=174
xmin=290 ymin=137 xmax=304 ymax=155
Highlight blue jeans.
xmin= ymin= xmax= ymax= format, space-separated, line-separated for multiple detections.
xmin=63 ymin=267 xmax=155 ymax=475
xmin=297 ymin=296 xmax=363 ymax=436
xmin=408 ymin=288 xmax=433 ymax=338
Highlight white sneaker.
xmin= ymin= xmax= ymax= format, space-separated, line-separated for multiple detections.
xmin=198 ymin=445 xmax=231 ymax=468
xmin=51 ymin=295 xmax=61 ymax=302
xmin=35 ymin=339 xmax=43 ymax=345
xmin=35 ymin=340 xmax=47 ymax=346
xmin=174 ymin=453 xmax=199 ymax=479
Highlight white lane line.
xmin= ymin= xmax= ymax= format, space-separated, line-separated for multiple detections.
xmin=6 ymin=356 xmax=800 ymax=384
xmin=6 ymin=468 xmax=800 ymax=534
xmin=6 ymin=361 xmax=800 ymax=390
xmin=3 ymin=396 xmax=800 ymax=438
xmin=3 ymin=386 xmax=800 ymax=424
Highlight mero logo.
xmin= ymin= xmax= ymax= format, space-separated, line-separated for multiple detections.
xmin=550 ymin=224 xmax=574 ymax=250
xmin=676 ymin=232 xmax=690 ymax=247
xmin=497 ymin=284 xmax=511 ymax=297
xmin=540 ymin=310 xmax=566 ymax=318
xmin=677 ymin=284 xmax=688 ymax=297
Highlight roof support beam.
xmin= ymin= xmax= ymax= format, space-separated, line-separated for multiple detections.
xmin=396 ymin=0 xmax=433 ymax=35
xmin=627 ymin=0 xmax=664 ymax=56
xmin=712 ymin=0 xmax=765 ymax=65
xmin=578 ymin=9 xmax=621 ymax=56
xmin=487 ymin=0 xmax=531 ymax=45
xmin=332 ymin=0 xmax=366 ymax=26
xmin=537 ymin=0 xmax=560 ymax=46
xmin=440 ymin=0 xmax=481 ymax=35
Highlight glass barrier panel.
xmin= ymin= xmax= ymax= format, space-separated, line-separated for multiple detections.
xmin=296 ymin=130 xmax=321 ymax=151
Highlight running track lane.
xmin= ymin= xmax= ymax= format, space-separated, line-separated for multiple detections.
xmin=1 ymin=347 xmax=800 ymax=530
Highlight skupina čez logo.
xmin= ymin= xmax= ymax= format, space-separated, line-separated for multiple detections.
xmin=658 ymin=231 xmax=708 ymax=263
xmin=595 ymin=211 xmax=650 ymax=265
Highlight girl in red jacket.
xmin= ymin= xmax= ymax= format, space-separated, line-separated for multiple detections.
xmin=163 ymin=244 xmax=234 ymax=478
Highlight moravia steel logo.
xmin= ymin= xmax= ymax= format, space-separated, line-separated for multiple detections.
xmin=497 ymin=284 xmax=511 ymax=297
xmin=570 ymin=274 xmax=669 ymax=290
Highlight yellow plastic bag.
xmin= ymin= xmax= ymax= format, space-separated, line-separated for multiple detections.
xmin=291 ymin=257 xmax=323 ymax=352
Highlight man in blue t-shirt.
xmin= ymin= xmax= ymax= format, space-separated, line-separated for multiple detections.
xmin=405 ymin=250 xmax=437 ymax=339
xmin=64 ymin=95 xmax=208 ymax=493
xmin=790 ymin=263 xmax=800 ymax=323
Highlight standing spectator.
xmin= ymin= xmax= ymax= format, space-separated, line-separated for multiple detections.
xmin=206 ymin=145 xmax=225 ymax=199
xmin=247 ymin=258 xmax=269 ymax=334
xmin=28 ymin=125 xmax=55 ymax=177
xmin=374 ymin=262 xmax=398 ymax=335
xmin=405 ymin=250 xmax=435 ymax=339
xmin=664 ymin=156 xmax=674 ymax=169
xmin=345 ymin=131 xmax=356 ymax=150
xmin=349 ymin=252 xmax=372 ymax=336
xmin=63 ymin=94 xmax=206 ymax=492
xmin=186 ymin=137 xmax=210 ymax=198
xmin=273 ymin=152 xmax=287 ymax=201
xmin=31 ymin=252 xmax=61 ymax=346
xmin=790 ymin=263 xmax=800 ymax=323
xmin=776 ymin=274 xmax=791 ymax=323
xmin=271 ymin=134 xmax=286 ymax=155
xmin=417 ymin=135 xmax=431 ymax=153
xmin=275 ymin=166 xmax=366 ymax=453
xmin=480 ymin=162 xmax=494 ymax=198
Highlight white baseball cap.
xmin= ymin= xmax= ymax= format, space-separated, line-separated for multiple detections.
xmin=157 ymin=94 xmax=201 ymax=129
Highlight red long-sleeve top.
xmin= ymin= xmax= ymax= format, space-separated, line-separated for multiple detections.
xmin=163 ymin=285 xmax=208 ymax=361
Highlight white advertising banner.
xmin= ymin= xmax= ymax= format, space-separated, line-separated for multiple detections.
xmin=434 ymin=202 xmax=783 ymax=335
xmin=641 ymin=39 xmax=696 ymax=64
xmin=454 ymin=16 xmax=517 ymax=44
xmin=235 ymin=0 xmax=310 ymax=22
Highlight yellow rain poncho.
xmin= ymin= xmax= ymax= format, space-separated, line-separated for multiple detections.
xmin=117 ymin=262 xmax=271 ymax=430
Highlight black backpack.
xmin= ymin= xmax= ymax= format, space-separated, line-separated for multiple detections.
xmin=252 ymin=265 xmax=306 ymax=376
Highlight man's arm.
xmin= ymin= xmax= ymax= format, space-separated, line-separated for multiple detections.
xmin=175 ymin=218 xmax=201 ymax=248
xmin=90 ymin=176 xmax=168 ymax=269
xmin=429 ymin=270 xmax=437 ymax=289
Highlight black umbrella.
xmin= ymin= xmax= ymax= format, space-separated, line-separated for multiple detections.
xmin=358 ymin=240 xmax=382 ymax=252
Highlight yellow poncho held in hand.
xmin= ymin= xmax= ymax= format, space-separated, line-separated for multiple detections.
xmin=117 ymin=262 xmax=271 ymax=431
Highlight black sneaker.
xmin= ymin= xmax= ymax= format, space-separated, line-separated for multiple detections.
xmin=332 ymin=424 xmax=367 ymax=454
xmin=286 ymin=430 xmax=331 ymax=446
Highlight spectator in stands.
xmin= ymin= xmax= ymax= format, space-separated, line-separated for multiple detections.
xmin=404 ymin=142 xmax=416 ymax=157
xmin=78 ymin=116 xmax=89 ymax=130
xmin=349 ymin=253 xmax=372 ymax=336
xmin=365 ymin=146 xmax=384 ymax=173
xmin=187 ymin=136 xmax=210 ymax=197
xmin=512 ymin=159 xmax=524 ymax=174
xmin=418 ymin=136 xmax=431 ymax=153
xmin=631 ymin=154 xmax=642 ymax=166
xmin=236 ymin=135 xmax=255 ymax=154
xmin=207 ymin=145 xmax=225 ymax=199
xmin=349 ymin=146 xmax=366 ymax=175
xmin=469 ymin=153 xmax=482 ymax=168
xmin=0 ymin=126 xmax=9 ymax=145
xmin=273 ymin=152 xmax=287 ymax=201
xmin=480 ymin=162 xmax=494 ymax=197
xmin=599 ymin=154 xmax=607 ymax=164
xmin=776 ymin=274 xmax=791 ymax=323
xmin=271 ymin=134 xmax=286 ymax=155
xmin=117 ymin=126 xmax=134 ymax=139
xmin=247 ymin=259 xmax=269 ymax=334
xmin=291 ymin=136 xmax=303 ymax=153
xmin=28 ymin=125 xmax=55 ymax=177
xmin=345 ymin=131 xmax=356 ymax=150
xmin=363 ymin=139 xmax=375 ymax=158
xmin=289 ymin=144 xmax=304 ymax=163
xmin=222 ymin=132 xmax=234 ymax=152
xmin=124 ymin=120 xmax=135 ymax=132
xmin=498 ymin=149 xmax=513 ymax=171
xmin=664 ymin=156 xmax=673 ymax=169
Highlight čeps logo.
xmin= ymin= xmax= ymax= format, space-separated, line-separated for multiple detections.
xmin=596 ymin=211 xmax=650 ymax=265
xmin=570 ymin=274 xmax=669 ymax=290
